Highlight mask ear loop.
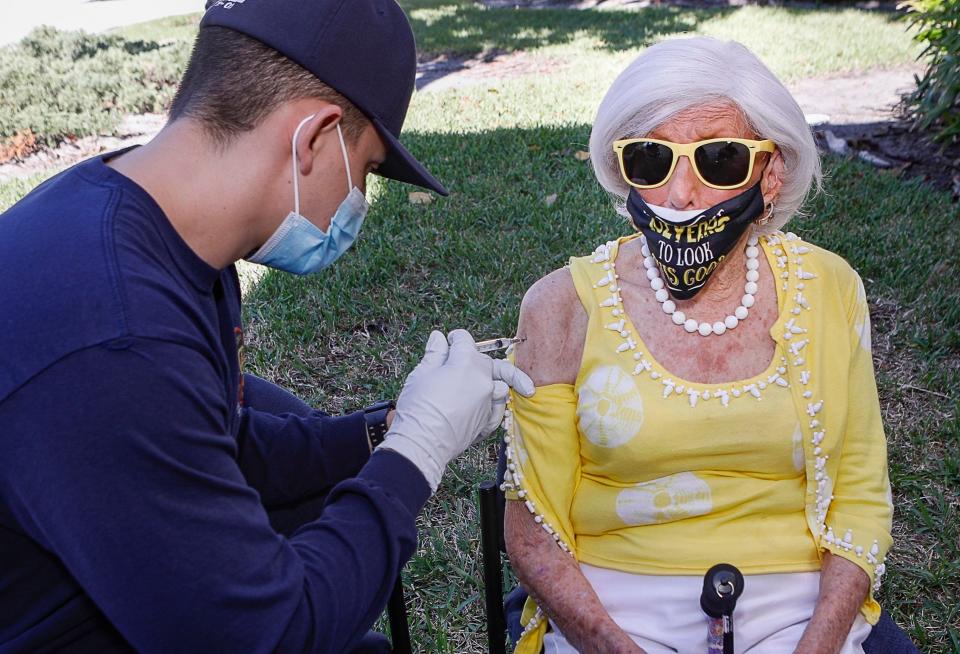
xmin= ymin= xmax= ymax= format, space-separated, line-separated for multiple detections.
xmin=335 ymin=123 xmax=354 ymax=193
xmin=291 ymin=114 xmax=316 ymax=217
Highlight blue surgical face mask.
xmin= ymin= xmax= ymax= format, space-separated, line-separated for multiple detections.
xmin=246 ymin=114 xmax=370 ymax=274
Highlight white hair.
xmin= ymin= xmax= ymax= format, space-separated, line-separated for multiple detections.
xmin=589 ymin=37 xmax=821 ymax=233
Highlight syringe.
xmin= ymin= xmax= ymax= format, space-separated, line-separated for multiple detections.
xmin=475 ymin=336 xmax=525 ymax=353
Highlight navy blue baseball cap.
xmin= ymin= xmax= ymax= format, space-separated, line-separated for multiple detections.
xmin=202 ymin=0 xmax=448 ymax=196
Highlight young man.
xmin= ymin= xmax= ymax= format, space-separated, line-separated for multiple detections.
xmin=0 ymin=1 xmax=533 ymax=652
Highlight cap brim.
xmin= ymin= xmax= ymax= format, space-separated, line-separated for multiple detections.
xmin=371 ymin=118 xmax=449 ymax=197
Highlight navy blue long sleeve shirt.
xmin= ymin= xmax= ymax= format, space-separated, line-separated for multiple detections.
xmin=0 ymin=152 xmax=430 ymax=653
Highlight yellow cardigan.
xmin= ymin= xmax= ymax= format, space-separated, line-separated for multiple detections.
xmin=503 ymin=231 xmax=893 ymax=653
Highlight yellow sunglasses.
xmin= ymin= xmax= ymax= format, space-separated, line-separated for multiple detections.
xmin=612 ymin=137 xmax=776 ymax=190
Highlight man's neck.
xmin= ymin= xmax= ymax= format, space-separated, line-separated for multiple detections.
xmin=106 ymin=120 xmax=272 ymax=270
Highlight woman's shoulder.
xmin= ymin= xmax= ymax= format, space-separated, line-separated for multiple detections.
xmin=775 ymin=231 xmax=866 ymax=320
xmin=520 ymin=267 xmax=579 ymax=317
xmin=776 ymin=231 xmax=860 ymax=282
xmin=515 ymin=267 xmax=588 ymax=386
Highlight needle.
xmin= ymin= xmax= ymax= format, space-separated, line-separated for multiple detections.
xmin=475 ymin=336 xmax=525 ymax=353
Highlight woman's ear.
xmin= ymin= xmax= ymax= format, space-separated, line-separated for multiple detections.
xmin=760 ymin=149 xmax=786 ymax=207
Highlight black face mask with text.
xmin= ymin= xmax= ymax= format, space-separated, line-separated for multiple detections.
xmin=626 ymin=182 xmax=764 ymax=300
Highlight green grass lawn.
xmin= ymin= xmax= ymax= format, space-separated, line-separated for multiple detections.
xmin=2 ymin=2 xmax=957 ymax=652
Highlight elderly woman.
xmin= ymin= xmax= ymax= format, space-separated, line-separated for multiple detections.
xmin=501 ymin=37 xmax=893 ymax=654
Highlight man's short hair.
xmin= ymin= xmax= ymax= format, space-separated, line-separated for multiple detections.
xmin=169 ymin=26 xmax=368 ymax=146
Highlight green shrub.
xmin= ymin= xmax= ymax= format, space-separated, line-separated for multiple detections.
xmin=900 ymin=0 xmax=960 ymax=144
xmin=0 ymin=26 xmax=190 ymax=153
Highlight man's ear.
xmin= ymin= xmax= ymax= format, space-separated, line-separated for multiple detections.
xmin=295 ymin=104 xmax=343 ymax=178
xmin=760 ymin=149 xmax=786 ymax=207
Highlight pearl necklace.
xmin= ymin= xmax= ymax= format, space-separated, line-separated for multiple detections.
xmin=641 ymin=235 xmax=761 ymax=337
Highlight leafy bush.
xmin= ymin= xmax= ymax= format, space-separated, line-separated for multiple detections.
xmin=0 ymin=26 xmax=190 ymax=156
xmin=900 ymin=0 xmax=960 ymax=144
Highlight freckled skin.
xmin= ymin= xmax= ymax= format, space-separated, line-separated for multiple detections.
xmin=614 ymin=237 xmax=778 ymax=384
xmin=702 ymin=348 xmax=731 ymax=374
xmin=506 ymin=100 xmax=869 ymax=653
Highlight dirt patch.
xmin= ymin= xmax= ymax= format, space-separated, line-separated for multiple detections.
xmin=0 ymin=129 xmax=39 ymax=163
xmin=789 ymin=68 xmax=919 ymax=126
xmin=417 ymin=49 xmax=571 ymax=92
xmin=0 ymin=114 xmax=166 ymax=184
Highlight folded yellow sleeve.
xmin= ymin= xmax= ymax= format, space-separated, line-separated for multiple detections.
xmin=502 ymin=384 xmax=580 ymax=654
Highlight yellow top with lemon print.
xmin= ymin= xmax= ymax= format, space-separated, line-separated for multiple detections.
xmin=503 ymin=232 xmax=892 ymax=654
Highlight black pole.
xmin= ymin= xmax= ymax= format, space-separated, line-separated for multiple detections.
xmin=700 ymin=564 xmax=744 ymax=654
xmin=724 ymin=625 xmax=734 ymax=654
xmin=387 ymin=576 xmax=412 ymax=654
xmin=479 ymin=481 xmax=507 ymax=654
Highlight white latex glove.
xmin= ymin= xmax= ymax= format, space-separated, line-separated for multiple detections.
xmin=378 ymin=329 xmax=535 ymax=493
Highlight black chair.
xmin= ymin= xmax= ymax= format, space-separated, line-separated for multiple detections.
xmin=386 ymin=579 xmax=412 ymax=654
xmin=479 ymin=480 xmax=509 ymax=654
xmin=384 ymin=481 xmax=507 ymax=654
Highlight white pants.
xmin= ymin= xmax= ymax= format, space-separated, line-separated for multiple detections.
xmin=543 ymin=566 xmax=872 ymax=654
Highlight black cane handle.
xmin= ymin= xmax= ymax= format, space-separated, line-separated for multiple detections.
xmin=700 ymin=563 xmax=744 ymax=618
xmin=701 ymin=564 xmax=744 ymax=654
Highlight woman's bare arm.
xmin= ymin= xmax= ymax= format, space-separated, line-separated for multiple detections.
xmin=793 ymin=552 xmax=870 ymax=654
xmin=506 ymin=269 xmax=645 ymax=654
xmin=506 ymin=503 xmax=645 ymax=654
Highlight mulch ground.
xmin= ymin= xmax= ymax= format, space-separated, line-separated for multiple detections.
xmin=829 ymin=121 xmax=960 ymax=198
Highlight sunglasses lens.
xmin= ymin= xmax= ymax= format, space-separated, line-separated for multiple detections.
xmin=694 ymin=141 xmax=752 ymax=187
xmin=621 ymin=141 xmax=673 ymax=187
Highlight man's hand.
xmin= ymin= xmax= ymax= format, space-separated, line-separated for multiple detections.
xmin=378 ymin=330 xmax=535 ymax=492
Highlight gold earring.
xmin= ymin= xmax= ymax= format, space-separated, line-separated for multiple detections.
xmin=757 ymin=202 xmax=774 ymax=226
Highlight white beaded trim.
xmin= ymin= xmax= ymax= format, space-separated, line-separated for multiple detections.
xmin=499 ymin=401 xmax=575 ymax=638
xmin=823 ymin=528 xmax=888 ymax=593
xmin=589 ymin=237 xmax=789 ymax=407
xmin=773 ymin=234 xmax=832 ymax=540
xmin=777 ymin=232 xmax=834 ymax=548
xmin=500 ymin=409 xmax=573 ymax=555
xmin=777 ymin=233 xmax=887 ymax=593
